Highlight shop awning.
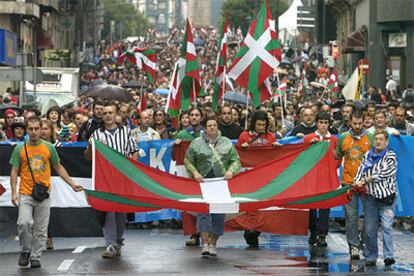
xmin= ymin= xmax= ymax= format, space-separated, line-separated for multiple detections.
xmin=342 ymin=27 xmax=366 ymax=53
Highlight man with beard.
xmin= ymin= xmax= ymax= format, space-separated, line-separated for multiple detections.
xmin=218 ymin=105 xmax=243 ymax=140
xmin=333 ymin=103 xmax=354 ymax=134
xmin=237 ymin=111 xmax=279 ymax=247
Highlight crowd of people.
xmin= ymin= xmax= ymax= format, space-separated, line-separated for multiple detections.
xmin=0 ymin=26 xmax=412 ymax=269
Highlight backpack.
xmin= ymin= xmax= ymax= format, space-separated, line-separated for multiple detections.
xmin=405 ymin=89 xmax=414 ymax=104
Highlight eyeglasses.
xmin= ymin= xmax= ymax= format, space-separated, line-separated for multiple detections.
xmin=221 ymin=112 xmax=232 ymax=115
xmin=318 ymin=121 xmax=330 ymax=125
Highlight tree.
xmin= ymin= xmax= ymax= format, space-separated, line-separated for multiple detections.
xmin=101 ymin=0 xmax=151 ymax=41
xmin=221 ymin=0 xmax=290 ymax=35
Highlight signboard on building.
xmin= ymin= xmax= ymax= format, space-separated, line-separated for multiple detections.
xmin=389 ymin=33 xmax=407 ymax=48
xmin=0 ymin=29 xmax=17 ymax=66
xmin=44 ymin=49 xmax=72 ymax=62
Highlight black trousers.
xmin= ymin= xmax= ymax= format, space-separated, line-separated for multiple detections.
xmin=309 ymin=209 xmax=330 ymax=236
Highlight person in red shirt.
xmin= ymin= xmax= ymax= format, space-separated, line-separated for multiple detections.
xmin=304 ymin=111 xmax=339 ymax=248
xmin=237 ymin=110 xmax=279 ymax=247
xmin=237 ymin=110 xmax=278 ymax=148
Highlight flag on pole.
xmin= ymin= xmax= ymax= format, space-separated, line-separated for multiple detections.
xmin=327 ymin=66 xmax=339 ymax=103
xmin=297 ymin=66 xmax=308 ymax=97
xmin=212 ymin=13 xmax=229 ymax=111
xmin=274 ymin=78 xmax=287 ymax=98
xmin=166 ymin=18 xmax=203 ymax=117
xmin=228 ymin=0 xmax=282 ymax=107
xmin=341 ymin=66 xmax=362 ymax=100
xmin=118 ymin=47 xmax=157 ymax=83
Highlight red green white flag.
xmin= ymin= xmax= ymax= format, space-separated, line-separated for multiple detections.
xmin=166 ymin=18 xmax=203 ymax=117
xmin=228 ymin=0 xmax=282 ymax=107
xmin=118 ymin=47 xmax=157 ymax=83
xmin=212 ymin=13 xmax=229 ymax=111
xmin=85 ymin=140 xmax=349 ymax=214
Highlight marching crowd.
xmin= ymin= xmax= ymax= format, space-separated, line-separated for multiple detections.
xmin=1 ymin=28 xmax=413 ymax=269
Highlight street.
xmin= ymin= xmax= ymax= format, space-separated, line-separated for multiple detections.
xmin=1 ymin=224 xmax=414 ymax=275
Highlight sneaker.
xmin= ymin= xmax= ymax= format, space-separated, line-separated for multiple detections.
xmin=102 ymin=245 xmax=117 ymax=259
xmin=18 ymin=252 xmax=30 ymax=267
xmin=30 ymin=259 xmax=41 ymax=268
xmin=350 ymin=246 xmax=360 ymax=260
xmin=244 ymin=231 xmax=259 ymax=248
xmin=185 ymin=234 xmax=200 ymax=247
xmin=317 ymin=234 xmax=327 ymax=248
xmin=201 ymin=244 xmax=210 ymax=257
xmin=46 ymin=237 xmax=54 ymax=250
xmin=308 ymin=233 xmax=317 ymax=246
xmin=384 ymin=258 xmax=395 ymax=266
xmin=365 ymin=260 xmax=376 ymax=267
xmin=209 ymin=245 xmax=217 ymax=257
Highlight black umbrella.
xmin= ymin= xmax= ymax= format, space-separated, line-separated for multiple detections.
xmin=223 ymin=91 xmax=251 ymax=105
xmin=122 ymin=80 xmax=147 ymax=89
xmin=0 ymin=104 xmax=23 ymax=117
xmin=83 ymin=84 xmax=134 ymax=102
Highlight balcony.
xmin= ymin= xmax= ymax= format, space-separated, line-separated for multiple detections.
xmin=0 ymin=1 xmax=40 ymax=18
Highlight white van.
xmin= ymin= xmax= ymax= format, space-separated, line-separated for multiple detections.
xmin=25 ymin=67 xmax=79 ymax=114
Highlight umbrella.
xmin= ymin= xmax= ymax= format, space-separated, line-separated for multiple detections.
xmin=122 ymin=80 xmax=147 ymax=89
xmin=194 ymin=37 xmax=204 ymax=47
xmin=83 ymin=84 xmax=134 ymax=102
xmin=0 ymin=104 xmax=23 ymax=117
xmin=40 ymin=95 xmax=77 ymax=115
xmin=153 ymin=88 xmax=169 ymax=96
xmin=223 ymin=91 xmax=251 ymax=105
xmin=310 ymin=81 xmax=327 ymax=89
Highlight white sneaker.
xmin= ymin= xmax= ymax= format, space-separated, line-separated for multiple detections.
xmin=201 ymin=244 xmax=210 ymax=257
xmin=209 ymin=245 xmax=217 ymax=256
xmin=350 ymin=246 xmax=360 ymax=260
xmin=102 ymin=245 xmax=117 ymax=259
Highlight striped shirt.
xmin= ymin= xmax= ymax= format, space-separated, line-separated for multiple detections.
xmin=354 ymin=149 xmax=397 ymax=199
xmin=91 ymin=125 xmax=138 ymax=157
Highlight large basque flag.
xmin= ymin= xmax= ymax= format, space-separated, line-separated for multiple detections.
xmin=228 ymin=0 xmax=281 ymax=107
xmin=118 ymin=47 xmax=157 ymax=83
xmin=166 ymin=18 xmax=203 ymax=117
xmin=86 ymin=140 xmax=350 ymax=214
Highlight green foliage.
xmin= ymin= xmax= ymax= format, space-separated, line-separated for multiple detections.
xmin=101 ymin=0 xmax=151 ymax=40
xmin=221 ymin=0 xmax=291 ymax=35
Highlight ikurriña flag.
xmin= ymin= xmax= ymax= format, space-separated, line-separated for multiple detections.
xmin=119 ymin=47 xmax=157 ymax=83
xmin=228 ymin=0 xmax=281 ymax=107
xmin=212 ymin=13 xmax=230 ymax=111
xmin=86 ymin=139 xmax=348 ymax=214
xmin=166 ymin=18 xmax=203 ymax=117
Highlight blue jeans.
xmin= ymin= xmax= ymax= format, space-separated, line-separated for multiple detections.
xmin=344 ymin=191 xmax=364 ymax=249
xmin=363 ymin=194 xmax=396 ymax=262
xmin=196 ymin=213 xmax=225 ymax=236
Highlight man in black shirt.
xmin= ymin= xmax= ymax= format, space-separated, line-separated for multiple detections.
xmin=289 ymin=107 xmax=317 ymax=137
xmin=218 ymin=105 xmax=244 ymax=139
xmin=77 ymin=100 xmax=104 ymax=141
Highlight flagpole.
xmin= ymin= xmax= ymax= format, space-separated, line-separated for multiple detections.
xmin=243 ymin=88 xmax=249 ymax=130
xmin=221 ymin=66 xmax=227 ymax=106
xmin=192 ymin=78 xmax=196 ymax=106
xmin=165 ymin=62 xmax=178 ymax=114
xmin=275 ymin=72 xmax=285 ymax=128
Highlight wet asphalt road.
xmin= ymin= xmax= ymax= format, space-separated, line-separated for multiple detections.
xmin=1 ymin=225 xmax=414 ymax=275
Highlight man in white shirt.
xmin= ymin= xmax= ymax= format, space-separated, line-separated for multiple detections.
xmin=131 ymin=110 xmax=160 ymax=142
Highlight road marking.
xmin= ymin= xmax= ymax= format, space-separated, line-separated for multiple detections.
xmin=72 ymin=246 xmax=86 ymax=253
xmin=57 ymin=259 xmax=74 ymax=271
